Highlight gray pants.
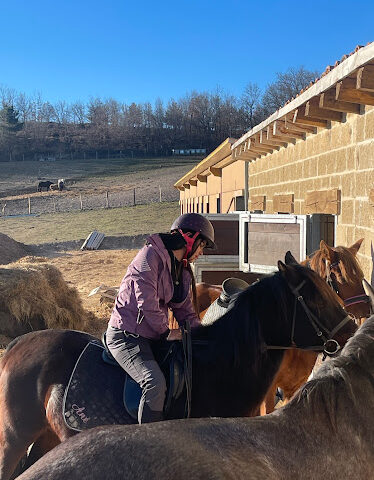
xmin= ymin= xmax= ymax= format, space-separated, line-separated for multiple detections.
xmin=106 ymin=326 xmax=166 ymax=424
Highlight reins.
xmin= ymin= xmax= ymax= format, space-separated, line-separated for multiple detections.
xmin=180 ymin=321 xmax=192 ymax=418
xmin=266 ymin=279 xmax=352 ymax=356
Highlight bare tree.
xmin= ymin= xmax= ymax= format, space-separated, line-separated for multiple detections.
xmin=262 ymin=66 xmax=319 ymax=116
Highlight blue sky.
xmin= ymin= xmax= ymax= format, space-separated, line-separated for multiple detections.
xmin=1 ymin=0 xmax=373 ymax=106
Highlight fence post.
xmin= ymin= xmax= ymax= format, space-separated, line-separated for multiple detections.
xmin=133 ymin=188 xmax=136 ymax=206
xmin=159 ymin=185 xmax=162 ymax=202
xmin=105 ymin=191 xmax=109 ymax=208
xmin=80 ymin=193 xmax=83 ymax=210
xmin=28 ymin=197 xmax=31 ymax=214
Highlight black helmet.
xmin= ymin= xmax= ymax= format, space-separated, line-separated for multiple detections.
xmin=171 ymin=213 xmax=216 ymax=249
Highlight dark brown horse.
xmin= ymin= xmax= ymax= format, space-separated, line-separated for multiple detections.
xmin=195 ymin=239 xmax=371 ymax=415
xmin=16 ymin=315 xmax=374 ymax=480
xmin=0 ymin=257 xmax=357 ymax=480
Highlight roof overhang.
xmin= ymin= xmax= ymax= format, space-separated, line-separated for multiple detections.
xmin=232 ymin=42 xmax=374 ymax=161
xmin=174 ymin=137 xmax=236 ymax=188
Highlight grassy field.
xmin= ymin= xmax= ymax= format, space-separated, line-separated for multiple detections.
xmin=0 ymin=156 xmax=199 ymax=198
xmin=0 ymin=202 xmax=180 ymax=244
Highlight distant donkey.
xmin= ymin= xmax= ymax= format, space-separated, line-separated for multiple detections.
xmin=37 ymin=181 xmax=53 ymax=192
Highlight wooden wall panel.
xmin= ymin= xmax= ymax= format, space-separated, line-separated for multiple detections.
xmin=305 ymin=189 xmax=341 ymax=214
xmin=273 ymin=194 xmax=294 ymax=213
xmin=250 ymin=195 xmax=266 ymax=212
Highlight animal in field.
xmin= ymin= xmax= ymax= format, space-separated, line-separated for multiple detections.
xmin=57 ymin=179 xmax=64 ymax=191
xmin=37 ymin=180 xmax=53 ymax=192
xmin=16 ymin=314 xmax=374 ymax=480
xmin=0 ymin=254 xmax=357 ymax=480
xmin=49 ymin=183 xmax=59 ymax=191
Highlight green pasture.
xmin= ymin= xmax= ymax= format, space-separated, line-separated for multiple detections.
xmin=0 ymin=202 xmax=180 ymax=245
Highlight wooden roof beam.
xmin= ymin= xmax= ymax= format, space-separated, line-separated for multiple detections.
xmin=356 ymin=65 xmax=374 ymax=92
xmin=183 ymin=183 xmax=191 ymax=189
xmin=273 ymin=120 xmax=306 ymax=139
xmin=176 ymin=185 xmax=185 ymax=191
xmin=247 ymin=141 xmax=275 ymax=155
xmin=259 ymin=130 xmax=288 ymax=148
xmin=267 ymin=124 xmax=296 ymax=144
xmin=319 ymin=89 xmax=360 ymax=114
xmin=304 ymin=100 xmax=344 ymax=122
xmin=209 ymin=167 xmax=222 ymax=177
xmin=336 ymin=77 xmax=374 ymax=106
xmin=284 ymin=115 xmax=317 ymax=134
xmin=189 ymin=179 xmax=198 ymax=186
xmin=197 ymin=174 xmax=207 ymax=182
xmin=293 ymin=109 xmax=329 ymax=128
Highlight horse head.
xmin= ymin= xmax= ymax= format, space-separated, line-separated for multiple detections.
xmin=277 ymin=252 xmax=357 ymax=354
xmin=308 ymin=239 xmax=371 ymax=323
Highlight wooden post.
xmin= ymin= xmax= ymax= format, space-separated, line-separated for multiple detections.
xmin=28 ymin=197 xmax=31 ymax=214
xmin=1 ymin=203 xmax=6 ymax=216
xmin=133 ymin=188 xmax=136 ymax=206
xmin=106 ymin=191 xmax=109 ymax=208
xmin=159 ymin=185 xmax=162 ymax=202
xmin=80 ymin=193 xmax=83 ymax=210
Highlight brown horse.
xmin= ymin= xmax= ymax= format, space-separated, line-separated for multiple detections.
xmin=0 ymin=257 xmax=357 ymax=480
xmin=16 ymin=315 xmax=374 ymax=480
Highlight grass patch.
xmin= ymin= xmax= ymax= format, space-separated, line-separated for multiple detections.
xmin=0 ymin=202 xmax=180 ymax=245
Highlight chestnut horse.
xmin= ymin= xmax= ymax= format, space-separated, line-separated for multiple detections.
xmin=16 ymin=315 xmax=374 ymax=480
xmin=0 ymin=258 xmax=357 ymax=480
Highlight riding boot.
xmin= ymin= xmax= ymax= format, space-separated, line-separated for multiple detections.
xmin=139 ymin=404 xmax=164 ymax=424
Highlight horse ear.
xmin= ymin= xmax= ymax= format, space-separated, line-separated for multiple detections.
xmin=320 ymin=240 xmax=334 ymax=262
xmin=278 ymin=260 xmax=287 ymax=273
xmin=285 ymin=251 xmax=298 ymax=265
xmin=349 ymin=238 xmax=364 ymax=256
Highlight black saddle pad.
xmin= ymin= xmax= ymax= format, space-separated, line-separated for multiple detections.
xmin=63 ymin=342 xmax=133 ymax=431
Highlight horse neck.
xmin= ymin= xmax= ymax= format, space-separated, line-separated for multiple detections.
xmin=191 ymin=279 xmax=290 ymax=417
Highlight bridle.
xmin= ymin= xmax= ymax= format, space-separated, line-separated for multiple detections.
xmin=325 ymin=259 xmax=372 ymax=314
xmin=266 ymin=279 xmax=352 ymax=356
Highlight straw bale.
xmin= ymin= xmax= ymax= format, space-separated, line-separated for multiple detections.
xmin=0 ymin=263 xmax=89 ymax=338
xmin=0 ymin=232 xmax=29 ymax=265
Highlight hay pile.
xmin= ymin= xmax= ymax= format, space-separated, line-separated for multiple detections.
xmin=0 ymin=232 xmax=29 ymax=265
xmin=0 ymin=262 xmax=91 ymax=339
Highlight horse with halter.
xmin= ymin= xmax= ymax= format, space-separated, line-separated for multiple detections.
xmin=196 ymin=239 xmax=373 ymax=414
xmin=0 ymin=255 xmax=357 ymax=480
xmin=16 ymin=315 xmax=374 ymax=480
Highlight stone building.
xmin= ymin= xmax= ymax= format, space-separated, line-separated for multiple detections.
xmin=175 ymin=43 xmax=374 ymax=279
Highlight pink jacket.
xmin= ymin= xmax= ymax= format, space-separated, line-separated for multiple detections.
xmin=109 ymin=234 xmax=200 ymax=339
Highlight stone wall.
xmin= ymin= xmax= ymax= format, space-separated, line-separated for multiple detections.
xmin=249 ymin=106 xmax=374 ymax=279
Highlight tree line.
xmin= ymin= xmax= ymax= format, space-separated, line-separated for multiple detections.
xmin=0 ymin=67 xmax=319 ymax=162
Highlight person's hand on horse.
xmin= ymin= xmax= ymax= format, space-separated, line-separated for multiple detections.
xmin=167 ymin=329 xmax=182 ymax=341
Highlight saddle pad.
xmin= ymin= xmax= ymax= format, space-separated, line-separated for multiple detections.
xmin=63 ymin=342 xmax=134 ymax=432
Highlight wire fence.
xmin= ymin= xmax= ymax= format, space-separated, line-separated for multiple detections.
xmin=0 ymin=185 xmax=178 ymax=217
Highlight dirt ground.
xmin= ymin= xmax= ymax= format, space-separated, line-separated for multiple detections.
xmin=48 ymin=248 xmax=138 ymax=330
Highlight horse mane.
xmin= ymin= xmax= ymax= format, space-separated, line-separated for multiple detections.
xmin=291 ymin=315 xmax=374 ymax=430
xmin=308 ymin=246 xmax=364 ymax=285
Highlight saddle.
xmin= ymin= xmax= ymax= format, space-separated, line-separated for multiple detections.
xmin=63 ymin=337 xmax=185 ymax=432
xmin=202 ymin=277 xmax=250 ymax=325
